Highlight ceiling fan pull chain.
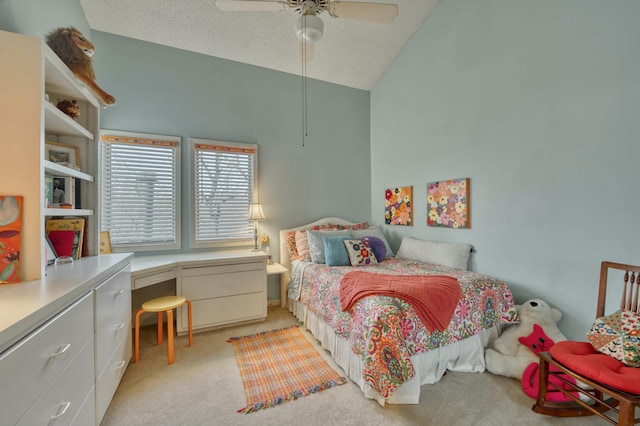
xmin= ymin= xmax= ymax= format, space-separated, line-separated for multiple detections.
xmin=302 ymin=24 xmax=309 ymax=146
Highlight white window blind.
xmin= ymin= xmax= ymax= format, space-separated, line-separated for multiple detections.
xmin=191 ymin=139 xmax=257 ymax=246
xmin=101 ymin=132 xmax=180 ymax=251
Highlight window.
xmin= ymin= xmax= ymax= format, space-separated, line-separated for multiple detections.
xmin=100 ymin=130 xmax=181 ymax=252
xmin=190 ymin=138 xmax=257 ymax=248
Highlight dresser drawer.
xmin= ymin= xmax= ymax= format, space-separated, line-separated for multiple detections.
xmin=17 ymin=339 xmax=94 ymax=426
xmin=181 ymin=261 xmax=262 ymax=278
xmin=181 ymin=268 xmax=265 ymax=300
xmin=133 ymin=268 xmax=176 ymax=290
xmin=183 ymin=291 xmax=266 ymax=331
xmin=0 ymin=293 xmax=93 ymax=426
xmin=95 ymin=266 xmax=131 ymax=373
xmin=96 ymin=335 xmax=132 ymax=423
xmin=70 ymin=388 xmax=95 ymax=426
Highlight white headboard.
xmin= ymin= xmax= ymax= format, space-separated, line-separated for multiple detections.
xmin=278 ymin=217 xmax=358 ymax=307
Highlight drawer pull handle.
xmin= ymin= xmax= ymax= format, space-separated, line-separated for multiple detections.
xmin=50 ymin=344 xmax=71 ymax=358
xmin=114 ymin=360 xmax=126 ymax=370
xmin=114 ymin=323 xmax=125 ymax=330
xmin=49 ymin=401 xmax=71 ymax=420
xmin=115 ymin=289 xmax=125 ymax=295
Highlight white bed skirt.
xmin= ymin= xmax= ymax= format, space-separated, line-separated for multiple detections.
xmin=289 ymin=298 xmax=495 ymax=405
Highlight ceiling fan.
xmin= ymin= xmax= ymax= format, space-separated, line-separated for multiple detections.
xmin=216 ymin=1 xmax=398 ymax=44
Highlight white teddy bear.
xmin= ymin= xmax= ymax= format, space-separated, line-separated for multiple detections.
xmin=485 ymin=299 xmax=567 ymax=379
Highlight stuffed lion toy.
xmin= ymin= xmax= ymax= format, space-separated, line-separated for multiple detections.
xmin=46 ymin=27 xmax=116 ymax=106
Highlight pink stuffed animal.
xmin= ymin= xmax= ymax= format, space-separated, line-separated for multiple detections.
xmin=519 ymin=324 xmax=579 ymax=401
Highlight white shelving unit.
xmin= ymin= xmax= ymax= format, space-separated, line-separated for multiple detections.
xmin=0 ymin=30 xmax=100 ymax=280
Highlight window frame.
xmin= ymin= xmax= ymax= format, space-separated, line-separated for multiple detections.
xmin=100 ymin=129 xmax=181 ymax=253
xmin=189 ymin=138 xmax=258 ymax=249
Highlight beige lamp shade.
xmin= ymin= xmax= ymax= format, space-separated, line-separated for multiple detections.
xmin=249 ymin=203 xmax=266 ymax=221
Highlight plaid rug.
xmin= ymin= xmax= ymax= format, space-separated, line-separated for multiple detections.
xmin=227 ymin=326 xmax=347 ymax=413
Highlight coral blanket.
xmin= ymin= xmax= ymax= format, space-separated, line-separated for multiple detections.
xmin=339 ymin=271 xmax=462 ymax=332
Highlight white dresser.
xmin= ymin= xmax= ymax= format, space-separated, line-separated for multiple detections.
xmin=93 ymin=266 xmax=132 ymax=422
xmin=0 ymin=254 xmax=132 ymax=425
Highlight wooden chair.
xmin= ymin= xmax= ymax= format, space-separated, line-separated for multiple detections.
xmin=532 ymin=261 xmax=640 ymax=425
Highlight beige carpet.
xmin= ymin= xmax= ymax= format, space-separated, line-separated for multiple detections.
xmin=101 ymin=306 xmax=609 ymax=426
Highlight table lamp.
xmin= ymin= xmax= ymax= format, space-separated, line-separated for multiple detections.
xmin=248 ymin=203 xmax=266 ymax=251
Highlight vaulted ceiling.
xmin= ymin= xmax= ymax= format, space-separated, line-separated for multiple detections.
xmin=80 ymin=0 xmax=439 ymax=90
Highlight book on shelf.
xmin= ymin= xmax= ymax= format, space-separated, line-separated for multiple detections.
xmin=81 ymin=216 xmax=89 ymax=258
xmin=44 ymin=174 xmax=53 ymax=208
xmin=45 ymin=218 xmax=85 ymax=260
xmin=51 ymin=175 xmax=75 ymax=208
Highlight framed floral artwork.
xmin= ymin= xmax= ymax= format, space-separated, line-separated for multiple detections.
xmin=385 ymin=186 xmax=413 ymax=226
xmin=427 ymin=178 xmax=470 ymax=229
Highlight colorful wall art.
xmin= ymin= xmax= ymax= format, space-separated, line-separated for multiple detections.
xmin=385 ymin=186 xmax=413 ymax=226
xmin=427 ymin=178 xmax=470 ymax=229
xmin=0 ymin=196 xmax=22 ymax=284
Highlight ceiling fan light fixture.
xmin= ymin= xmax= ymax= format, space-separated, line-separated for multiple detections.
xmin=295 ymin=14 xmax=324 ymax=42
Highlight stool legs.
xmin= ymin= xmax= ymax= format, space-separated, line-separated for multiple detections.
xmin=167 ymin=309 xmax=174 ymax=365
xmin=186 ymin=300 xmax=193 ymax=347
xmin=157 ymin=312 xmax=163 ymax=345
xmin=134 ymin=299 xmax=193 ymax=365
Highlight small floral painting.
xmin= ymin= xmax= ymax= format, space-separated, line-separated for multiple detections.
xmin=427 ymin=178 xmax=469 ymax=229
xmin=385 ymin=186 xmax=413 ymax=226
xmin=0 ymin=196 xmax=22 ymax=284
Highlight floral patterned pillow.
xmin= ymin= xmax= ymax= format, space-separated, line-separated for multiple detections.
xmin=343 ymin=239 xmax=378 ymax=266
xmin=285 ymin=231 xmax=298 ymax=259
xmin=586 ymin=309 xmax=640 ymax=367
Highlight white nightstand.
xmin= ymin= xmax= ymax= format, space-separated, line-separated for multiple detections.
xmin=267 ymin=263 xmax=287 ymax=275
xmin=266 ymin=263 xmax=288 ymax=307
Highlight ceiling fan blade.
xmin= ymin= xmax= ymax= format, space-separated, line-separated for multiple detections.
xmin=215 ymin=0 xmax=288 ymax=12
xmin=299 ymin=40 xmax=315 ymax=63
xmin=328 ymin=2 xmax=398 ymax=24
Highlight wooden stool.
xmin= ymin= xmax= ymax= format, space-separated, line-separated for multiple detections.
xmin=134 ymin=295 xmax=193 ymax=365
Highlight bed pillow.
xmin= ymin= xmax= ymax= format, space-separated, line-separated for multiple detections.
xmin=350 ymin=227 xmax=394 ymax=257
xmin=343 ymin=240 xmax=378 ymax=266
xmin=307 ymin=229 xmax=351 ymax=263
xmin=361 ymin=236 xmax=387 ymax=262
xmin=294 ymin=230 xmax=311 ymax=260
xmin=586 ymin=309 xmax=640 ymax=367
xmin=323 ymin=236 xmax=351 ymax=266
xmin=285 ymin=231 xmax=299 ymax=259
xmin=397 ymin=236 xmax=472 ymax=270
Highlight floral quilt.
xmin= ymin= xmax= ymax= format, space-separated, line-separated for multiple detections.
xmin=291 ymin=258 xmax=517 ymax=399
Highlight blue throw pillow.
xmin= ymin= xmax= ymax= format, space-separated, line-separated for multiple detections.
xmin=361 ymin=236 xmax=387 ymax=262
xmin=323 ymin=236 xmax=351 ymax=266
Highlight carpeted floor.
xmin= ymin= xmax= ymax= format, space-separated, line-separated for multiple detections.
xmin=101 ymin=306 xmax=610 ymax=426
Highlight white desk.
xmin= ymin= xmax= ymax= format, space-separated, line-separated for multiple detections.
xmin=131 ymin=251 xmax=268 ymax=289
xmin=131 ymin=251 xmax=271 ymax=334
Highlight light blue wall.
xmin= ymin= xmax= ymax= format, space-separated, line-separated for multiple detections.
xmin=92 ymin=32 xmax=372 ymax=261
xmin=371 ymin=0 xmax=640 ymax=339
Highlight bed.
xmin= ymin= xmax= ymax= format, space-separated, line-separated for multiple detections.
xmin=279 ymin=217 xmax=518 ymax=405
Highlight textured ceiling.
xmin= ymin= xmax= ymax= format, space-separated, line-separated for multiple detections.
xmin=79 ymin=0 xmax=439 ymax=90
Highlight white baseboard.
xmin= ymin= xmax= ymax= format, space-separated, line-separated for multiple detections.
xmin=267 ymin=299 xmax=280 ymax=307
